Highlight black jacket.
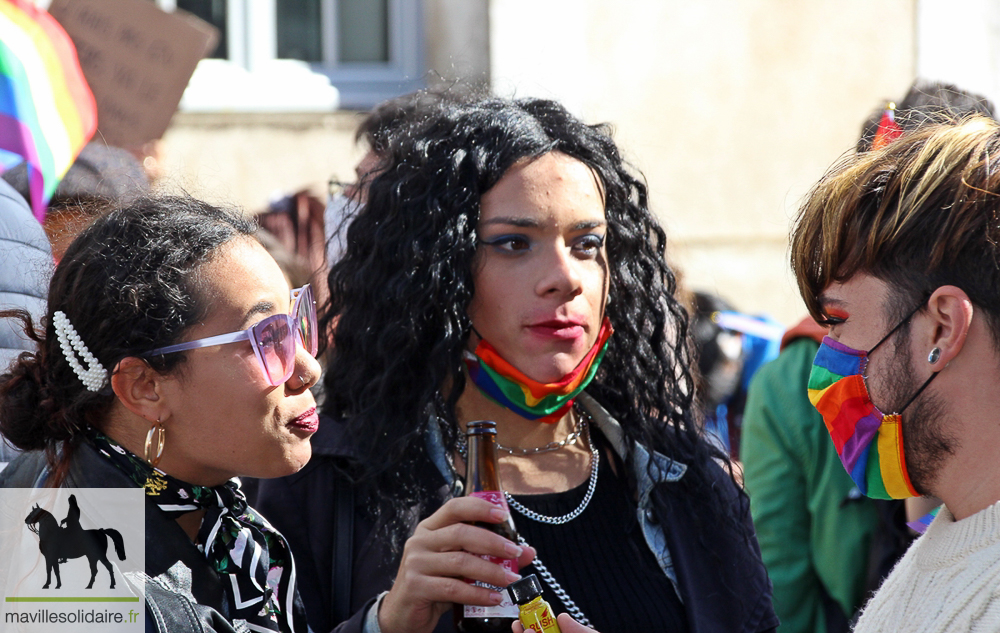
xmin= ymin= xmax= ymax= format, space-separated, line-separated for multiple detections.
xmin=257 ymin=400 xmax=778 ymax=633
xmin=0 ymin=443 xmax=306 ymax=633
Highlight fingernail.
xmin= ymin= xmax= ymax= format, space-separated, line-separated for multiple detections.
xmin=505 ymin=570 xmax=522 ymax=584
xmin=504 ymin=542 xmax=523 ymax=558
xmin=489 ymin=507 xmax=509 ymax=522
xmin=490 ymin=592 xmax=505 ymax=604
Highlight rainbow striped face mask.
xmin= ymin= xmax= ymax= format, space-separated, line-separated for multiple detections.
xmin=808 ymin=309 xmax=937 ymax=500
xmin=464 ymin=317 xmax=613 ymax=424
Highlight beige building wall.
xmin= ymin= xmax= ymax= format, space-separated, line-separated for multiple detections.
xmin=491 ymin=0 xmax=916 ymax=326
xmin=157 ymin=1 xmax=916 ymax=327
xmin=158 ymin=111 xmax=364 ymax=214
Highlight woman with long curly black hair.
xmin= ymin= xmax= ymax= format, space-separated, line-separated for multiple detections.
xmin=257 ymin=96 xmax=777 ymax=633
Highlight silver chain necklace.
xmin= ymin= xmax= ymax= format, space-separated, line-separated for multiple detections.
xmin=519 ymin=535 xmax=594 ymax=628
xmin=455 ymin=408 xmax=599 ymax=524
xmin=505 ymin=411 xmax=598 ymax=625
xmin=504 ymin=422 xmax=598 ymax=525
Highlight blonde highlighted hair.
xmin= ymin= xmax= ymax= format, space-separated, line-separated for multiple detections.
xmin=792 ymin=116 xmax=1000 ymax=332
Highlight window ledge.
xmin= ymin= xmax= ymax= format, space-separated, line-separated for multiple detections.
xmin=167 ymin=110 xmax=362 ymax=131
xmin=179 ymin=59 xmax=340 ymax=112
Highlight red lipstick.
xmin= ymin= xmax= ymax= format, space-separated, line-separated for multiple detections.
xmin=526 ymin=318 xmax=586 ymax=341
xmin=289 ymin=407 xmax=319 ymax=433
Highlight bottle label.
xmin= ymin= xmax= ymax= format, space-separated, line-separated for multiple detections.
xmin=470 ymin=490 xmax=506 ymax=509
xmin=463 ymin=589 xmax=518 ymax=619
xmin=523 ymin=604 xmax=560 ymax=632
xmin=464 ymin=491 xmax=519 ymax=619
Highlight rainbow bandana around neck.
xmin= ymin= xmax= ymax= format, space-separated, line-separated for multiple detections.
xmin=807 ymin=336 xmax=918 ymax=500
xmin=464 ymin=317 xmax=613 ymax=423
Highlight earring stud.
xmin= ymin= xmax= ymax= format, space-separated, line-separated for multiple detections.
xmin=928 ymin=347 xmax=941 ymax=364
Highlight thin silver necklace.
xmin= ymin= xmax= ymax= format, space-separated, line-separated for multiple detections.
xmin=498 ymin=414 xmax=585 ymax=456
xmin=456 ymin=410 xmax=586 ymax=458
xmin=504 ymin=418 xmax=598 ymax=525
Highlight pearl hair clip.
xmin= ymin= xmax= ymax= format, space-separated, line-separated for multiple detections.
xmin=53 ymin=310 xmax=108 ymax=392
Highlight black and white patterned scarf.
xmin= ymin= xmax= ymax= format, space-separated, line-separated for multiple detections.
xmin=87 ymin=430 xmax=302 ymax=633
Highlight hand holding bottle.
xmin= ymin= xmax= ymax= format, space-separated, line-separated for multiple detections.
xmin=377 ymin=495 xmax=535 ymax=633
xmin=512 ymin=614 xmax=600 ymax=633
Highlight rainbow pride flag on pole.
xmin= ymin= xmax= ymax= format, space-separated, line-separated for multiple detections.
xmin=0 ymin=0 xmax=97 ymax=221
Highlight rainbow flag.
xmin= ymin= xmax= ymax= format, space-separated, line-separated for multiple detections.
xmin=465 ymin=318 xmax=613 ymax=424
xmin=808 ymin=336 xmax=918 ymax=500
xmin=0 ymin=0 xmax=96 ymax=221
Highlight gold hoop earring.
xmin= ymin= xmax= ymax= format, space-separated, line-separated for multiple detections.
xmin=144 ymin=420 xmax=165 ymax=467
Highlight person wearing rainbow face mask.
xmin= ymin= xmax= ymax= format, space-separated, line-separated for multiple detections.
xmin=256 ymin=96 xmax=777 ymax=633
xmin=791 ymin=116 xmax=1000 ymax=633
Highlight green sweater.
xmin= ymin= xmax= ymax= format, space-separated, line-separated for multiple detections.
xmin=741 ymin=338 xmax=879 ymax=633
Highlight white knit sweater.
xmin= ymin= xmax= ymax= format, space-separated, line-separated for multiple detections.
xmin=853 ymin=500 xmax=1000 ymax=632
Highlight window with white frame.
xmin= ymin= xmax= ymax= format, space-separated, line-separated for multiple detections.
xmin=157 ymin=0 xmax=424 ymax=111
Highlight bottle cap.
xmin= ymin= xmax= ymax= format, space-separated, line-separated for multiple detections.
xmin=507 ymin=573 xmax=543 ymax=605
xmin=466 ymin=420 xmax=497 ymax=436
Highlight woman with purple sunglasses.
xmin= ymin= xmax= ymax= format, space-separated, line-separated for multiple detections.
xmin=0 ymin=195 xmax=321 ymax=633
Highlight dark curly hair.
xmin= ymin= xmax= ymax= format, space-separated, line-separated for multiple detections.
xmin=321 ymin=96 xmax=745 ymax=554
xmin=355 ymin=85 xmax=473 ymax=156
xmin=0 ymin=195 xmax=256 ymax=484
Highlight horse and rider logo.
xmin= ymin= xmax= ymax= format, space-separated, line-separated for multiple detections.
xmin=23 ymin=494 xmax=126 ymax=590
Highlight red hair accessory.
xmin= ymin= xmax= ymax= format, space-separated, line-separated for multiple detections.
xmin=872 ymin=102 xmax=903 ymax=150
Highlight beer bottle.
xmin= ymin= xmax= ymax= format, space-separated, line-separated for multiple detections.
xmin=454 ymin=420 xmax=519 ymax=632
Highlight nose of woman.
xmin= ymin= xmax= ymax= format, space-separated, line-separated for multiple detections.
xmin=288 ymin=345 xmax=323 ymax=391
xmin=534 ymin=242 xmax=585 ymax=299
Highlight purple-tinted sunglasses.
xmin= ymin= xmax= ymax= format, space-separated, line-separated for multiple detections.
xmin=144 ymin=285 xmax=319 ymax=386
